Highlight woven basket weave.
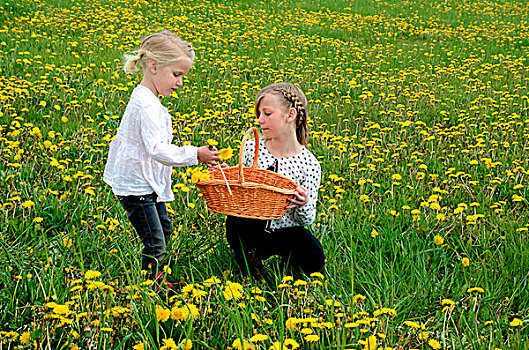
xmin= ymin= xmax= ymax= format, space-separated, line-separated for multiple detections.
xmin=197 ymin=127 xmax=298 ymax=220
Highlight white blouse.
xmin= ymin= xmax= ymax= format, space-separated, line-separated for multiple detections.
xmin=103 ymin=85 xmax=198 ymax=202
xmin=243 ymin=138 xmax=321 ymax=229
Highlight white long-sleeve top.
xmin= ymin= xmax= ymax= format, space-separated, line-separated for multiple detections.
xmin=243 ymin=138 xmax=321 ymax=229
xmin=103 ymin=85 xmax=198 ymax=202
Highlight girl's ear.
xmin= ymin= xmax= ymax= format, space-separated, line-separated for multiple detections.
xmin=287 ymin=107 xmax=297 ymax=123
xmin=148 ymin=59 xmax=157 ymax=74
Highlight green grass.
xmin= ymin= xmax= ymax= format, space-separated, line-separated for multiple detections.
xmin=1 ymin=0 xmax=529 ymax=348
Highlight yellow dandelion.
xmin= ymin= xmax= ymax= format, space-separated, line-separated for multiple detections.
xmin=250 ymin=333 xmax=268 ymax=342
xmin=160 ymin=338 xmax=177 ymax=350
xmin=309 ymin=272 xmax=324 ymax=279
xmin=434 ymin=235 xmax=444 ymax=246
xmin=284 ymin=339 xmax=300 ymax=349
xmin=428 ymin=339 xmax=441 ymax=349
xmin=218 ymin=147 xmax=235 ymax=161
xmin=156 ymin=305 xmax=170 ymax=322
xmin=232 ymin=338 xmax=255 ymax=350
xmin=21 ymin=200 xmax=35 ymax=208
xmin=132 ymin=342 xmax=145 ymax=350
xmin=180 ymin=339 xmax=193 ymax=350
xmin=53 ymin=304 xmax=70 ymax=315
xmin=305 ymin=334 xmax=319 ymax=342
xmin=353 ymin=294 xmax=366 ymax=304
xmin=84 ymin=270 xmax=101 ymax=280
xmin=20 ymin=331 xmax=31 ymax=344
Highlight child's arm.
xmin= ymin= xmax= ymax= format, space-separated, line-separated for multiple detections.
xmin=290 ymin=160 xmax=321 ymax=226
xmin=140 ymin=107 xmax=219 ymax=167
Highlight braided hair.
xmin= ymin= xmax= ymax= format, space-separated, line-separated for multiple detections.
xmin=124 ymin=30 xmax=195 ymax=73
xmin=254 ymin=82 xmax=309 ymax=146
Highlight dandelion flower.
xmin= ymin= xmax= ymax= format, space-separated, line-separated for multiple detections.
xmin=21 ymin=200 xmax=35 ymax=208
xmin=304 ymin=334 xmax=319 ymax=342
xmin=359 ymin=335 xmax=377 ymax=350
xmin=160 ymin=338 xmax=177 ymax=350
xmin=285 ymin=318 xmax=299 ymax=330
xmin=218 ymin=147 xmax=234 ymax=161
xmin=203 ymin=276 xmax=221 ymax=286
xmin=434 ymin=235 xmax=444 ymax=245
xmin=156 ymin=305 xmax=170 ymax=322
xmin=373 ymin=308 xmax=397 ymax=317
xmin=250 ymin=333 xmax=268 ymax=342
xmin=418 ymin=332 xmax=429 ymax=340
xmin=309 ymin=272 xmax=324 ymax=279
xmin=353 ymin=294 xmax=366 ymax=304
xmin=462 ymin=257 xmax=470 ymax=267
xmin=20 ymin=332 xmax=31 ymax=344
xmin=404 ymin=321 xmax=422 ymax=329
xmin=284 ymin=339 xmax=300 ymax=349
xmin=232 ymin=338 xmax=255 ymax=350
xmin=84 ymin=270 xmax=101 ymax=280
xmin=180 ymin=339 xmax=193 ymax=350
xmin=132 ymin=343 xmax=145 ymax=350
xmin=428 ymin=339 xmax=441 ymax=349
xmin=53 ymin=304 xmax=70 ymax=315
xmin=171 ymin=307 xmax=182 ymax=320
xmin=510 ymin=318 xmax=523 ymax=327
xmin=282 ymin=276 xmax=294 ymax=283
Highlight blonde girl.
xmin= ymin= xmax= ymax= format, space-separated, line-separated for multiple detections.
xmin=225 ymin=82 xmax=324 ymax=277
xmin=104 ymin=30 xmax=219 ymax=289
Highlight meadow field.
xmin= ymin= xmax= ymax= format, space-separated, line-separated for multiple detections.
xmin=1 ymin=0 xmax=529 ymax=348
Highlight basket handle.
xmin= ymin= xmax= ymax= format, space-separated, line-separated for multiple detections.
xmin=238 ymin=127 xmax=259 ymax=184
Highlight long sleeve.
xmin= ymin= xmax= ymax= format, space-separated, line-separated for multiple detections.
xmin=140 ymin=105 xmax=198 ymax=167
xmin=293 ymin=162 xmax=321 ymax=226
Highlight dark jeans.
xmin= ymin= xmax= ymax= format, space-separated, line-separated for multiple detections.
xmin=117 ymin=192 xmax=172 ymax=279
xmin=226 ymin=216 xmax=325 ymax=277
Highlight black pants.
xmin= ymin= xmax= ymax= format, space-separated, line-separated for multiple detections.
xmin=117 ymin=193 xmax=172 ymax=279
xmin=226 ymin=216 xmax=325 ymax=277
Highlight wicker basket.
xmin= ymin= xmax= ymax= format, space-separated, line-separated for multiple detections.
xmin=196 ymin=127 xmax=299 ymax=220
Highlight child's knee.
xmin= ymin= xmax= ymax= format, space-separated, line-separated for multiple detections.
xmin=300 ymin=246 xmax=325 ymax=274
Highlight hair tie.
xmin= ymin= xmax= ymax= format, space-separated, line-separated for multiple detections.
xmin=139 ymin=50 xmax=152 ymax=59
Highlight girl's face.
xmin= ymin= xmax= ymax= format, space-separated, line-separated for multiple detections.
xmin=257 ymin=94 xmax=295 ymax=139
xmin=148 ymin=59 xmax=192 ymax=96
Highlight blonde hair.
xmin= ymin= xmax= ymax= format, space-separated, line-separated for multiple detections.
xmin=255 ymin=82 xmax=309 ymax=146
xmin=124 ymin=30 xmax=195 ymax=73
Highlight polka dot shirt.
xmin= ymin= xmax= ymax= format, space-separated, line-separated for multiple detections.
xmin=243 ymin=138 xmax=321 ymax=230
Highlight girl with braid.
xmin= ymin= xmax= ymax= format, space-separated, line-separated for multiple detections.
xmin=226 ymin=82 xmax=325 ymax=278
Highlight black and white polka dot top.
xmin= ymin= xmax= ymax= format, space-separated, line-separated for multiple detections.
xmin=243 ymin=138 xmax=321 ymax=229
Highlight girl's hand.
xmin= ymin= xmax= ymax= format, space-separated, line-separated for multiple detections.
xmin=286 ymin=186 xmax=309 ymax=209
xmin=197 ymin=146 xmax=220 ymax=168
